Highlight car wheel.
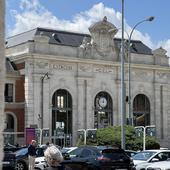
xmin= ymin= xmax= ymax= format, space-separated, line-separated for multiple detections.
xmin=15 ymin=162 xmax=26 ymax=170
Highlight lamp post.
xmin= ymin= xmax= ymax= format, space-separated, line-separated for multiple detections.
xmin=120 ymin=0 xmax=125 ymax=149
xmin=128 ymin=16 xmax=154 ymax=126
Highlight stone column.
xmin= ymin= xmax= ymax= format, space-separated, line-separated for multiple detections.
xmin=24 ymin=60 xmax=35 ymax=127
xmin=0 ymin=0 xmax=5 ymax=169
xmin=77 ymin=78 xmax=86 ymax=129
xmin=86 ymin=79 xmax=93 ymax=128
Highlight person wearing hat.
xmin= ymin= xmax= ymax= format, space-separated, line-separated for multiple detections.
xmin=28 ymin=140 xmax=37 ymax=170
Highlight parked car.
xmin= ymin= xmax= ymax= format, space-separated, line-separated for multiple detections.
xmin=61 ymin=146 xmax=77 ymax=157
xmin=125 ymin=150 xmax=138 ymax=157
xmin=15 ymin=147 xmax=45 ymax=170
xmin=65 ymin=146 xmax=101 ymax=162
xmin=132 ymin=149 xmax=170 ymax=170
xmin=97 ymin=148 xmax=135 ymax=170
xmin=97 ymin=145 xmax=137 ymax=157
xmin=2 ymin=151 xmax=16 ymax=170
xmin=61 ymin=160 xmax=99 ymax=170
xmin=4 ymin=143 xmax=26 ymax=152
xmin=146 ymin=159 xmax=170 ymax=170
xmin=34 ymin=156 xmax=47 ymax=170
xmin=66 ymin=146 xmax=135 ymax=170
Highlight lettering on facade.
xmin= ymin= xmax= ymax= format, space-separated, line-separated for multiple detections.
xmin=93 ymin=65 xmax=114 ymax=73
xmin=51 ymin=64 xmax=73 ymax=71
xmin=79 ymin=64 xmax=92 ymax=72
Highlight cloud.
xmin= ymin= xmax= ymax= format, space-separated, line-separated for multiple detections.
xmin=7 ymin=0 xmax=170 ymax=57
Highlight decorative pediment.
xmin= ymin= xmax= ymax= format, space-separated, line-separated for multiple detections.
xmin=80 ymin=16 xmax=118 ymax=59
xmin=89 ymin=16 xmax=118 ymax=35
xmin=153 ymin=47 xmax=167 ymax=56
xmin=152 ymin=47 xmax=169 ymax=66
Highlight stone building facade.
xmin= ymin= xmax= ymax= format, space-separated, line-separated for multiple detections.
xmin=0 ymin=0 xmax=5 ymax=168
xmin=5 ymin=17 xmax=170 ymax=148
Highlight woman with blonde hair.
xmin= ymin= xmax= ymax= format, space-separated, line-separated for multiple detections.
xmin=44 ymin=145 xmax=70 ymax=170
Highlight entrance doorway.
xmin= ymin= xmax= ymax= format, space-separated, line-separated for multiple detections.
xmin=51 ymin=89 xmax=72 ymax=147
xmin=133 ymin=94 xmax=150 ymax=126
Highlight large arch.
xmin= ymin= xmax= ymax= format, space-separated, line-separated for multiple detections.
xmin=4 ymin=112 xmax=17 ymax=145
xmin=133 ymin=94 xmax=150 ymax=126
xmin=51 ymin=89 xmax=72 ymax=147
xmin=94 ymin=91 xmax=113 ymax=128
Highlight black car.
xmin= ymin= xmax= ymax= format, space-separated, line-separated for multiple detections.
xmin=61 ymin=160 xmax=98 ymax=170
xmin=97 ymin=148 xmax=135 ymax=170
xmin=65 ymin=146 xmax=101 ymax=162
xmin=2 ymin=151 xmax=16 ymax=170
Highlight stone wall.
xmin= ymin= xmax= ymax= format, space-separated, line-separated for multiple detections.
xmin=0 ymin=0 xmax=5 ymax=169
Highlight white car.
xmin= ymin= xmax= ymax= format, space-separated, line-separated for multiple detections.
xmin=146 ymin=159 xmax=170 ymax=170
xmin=34 ymin=156 xmax=47 ymax=170
xmin=132 ymin=150 xmax=170 ymax=170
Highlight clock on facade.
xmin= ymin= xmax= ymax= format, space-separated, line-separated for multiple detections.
xmin=98 ymin=97 xmax=107 ymax=108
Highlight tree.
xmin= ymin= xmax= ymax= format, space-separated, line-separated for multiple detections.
xmin=95 ymin=126 xmax=160 ymax=150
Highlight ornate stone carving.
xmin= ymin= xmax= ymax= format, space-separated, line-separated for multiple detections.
xmin=89 ymin=16 xmax=118 ymax=58
xmin=153 ymin=47 xmax=167 ymax=56
xmin=36 ymin=62 xmax=49 ymax=68
xmin=79 ymin=36 xmax=92 ymax=57
xmin=93 ymin=64 xmax=114 ymax=73
xmin=50 ymin=63 xmax=73 ymax=71
xmin=78 ymin=64 xmax=92 ymax=72
xmin=79 ymin=17 xmax=118 ymax=59
xmin=133 ymin=70 xmax=150 ymax=80
xmin=156 ymin=71 xmax=169 ymax=79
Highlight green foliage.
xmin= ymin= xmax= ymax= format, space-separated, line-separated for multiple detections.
xmin=83 ymin=126 xmax=160 ymax=151
xmin=145 ymin=136 xmax=160 ymax=149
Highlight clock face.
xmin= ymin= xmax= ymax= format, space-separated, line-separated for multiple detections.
xmin=98 ymin=97 xmax=107 ymax=108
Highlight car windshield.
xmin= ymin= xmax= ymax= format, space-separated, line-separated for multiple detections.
xmin=102 ymin=149 xmax=128 ymax=160
xmin=61 ymin=148 xmax=70 ymax=153
xmin=133 ymin=151 xmax=157 ymax=161
xmin=15 ymin=148 xmax=28 ymax=156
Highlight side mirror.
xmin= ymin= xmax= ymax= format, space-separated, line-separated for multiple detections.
xmin=151 ymin=158 xmax=159 ymax=162
xmin=64 ymin=153 xmax=71 ymax=160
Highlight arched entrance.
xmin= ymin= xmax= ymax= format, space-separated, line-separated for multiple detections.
xmin=94 ymin=91 xmax=113 ymax=128
xmin=51 ymin=89 xmax=72 ymax=147
xmin=133 ymin=94 xmax=150 ymax=126
xmin=4 ymin=113 xmax=15 ymax=145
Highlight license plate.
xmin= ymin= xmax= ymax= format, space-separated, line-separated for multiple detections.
xmin=2 ymin=161 xmax=10 ymax=164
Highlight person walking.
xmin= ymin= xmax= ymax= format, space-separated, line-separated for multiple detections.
xmin=28 ymin=140 xmax=37 ymax=170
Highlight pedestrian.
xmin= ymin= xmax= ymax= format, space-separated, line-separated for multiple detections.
xmin=28 ymin=140 xmax=37 ymax=170
xmin=44 ymin=145 xmax=70 ymax=170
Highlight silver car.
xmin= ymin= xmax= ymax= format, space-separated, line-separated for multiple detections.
xmin=132 ymin=150 xmax=170 ymax=170
xmin=146 ymin=159 xmax=170 ymax=170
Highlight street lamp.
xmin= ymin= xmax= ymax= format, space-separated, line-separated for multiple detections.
xmin=128 ymin=16 xmax=154 ymax=126
xmin=120 ymin=0 xmax=125 ymax=149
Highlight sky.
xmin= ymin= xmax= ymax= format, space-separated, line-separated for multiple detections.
xmin=6 ymin=0 xmax=170 ymax=56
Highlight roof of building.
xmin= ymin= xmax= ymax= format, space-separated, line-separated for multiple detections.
xmin=6 ymin=27 xmax=152 ymax=55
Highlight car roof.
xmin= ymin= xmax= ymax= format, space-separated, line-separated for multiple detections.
xmin=143 ymin=149 xmax=170 ymax=152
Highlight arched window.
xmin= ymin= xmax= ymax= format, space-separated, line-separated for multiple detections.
xmin=52 ymin=89 xmax=72 ymax=146
xmin=94 ymin=91 xmax=113 ymax=128
xmin=133 ymin=94 xmax=150 ymax=126
xmin=4 ymin=113 xmax=15 ymax=145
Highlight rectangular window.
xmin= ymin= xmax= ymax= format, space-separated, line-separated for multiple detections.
xmin=5 ymin=83 xmax=13 ymax=102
